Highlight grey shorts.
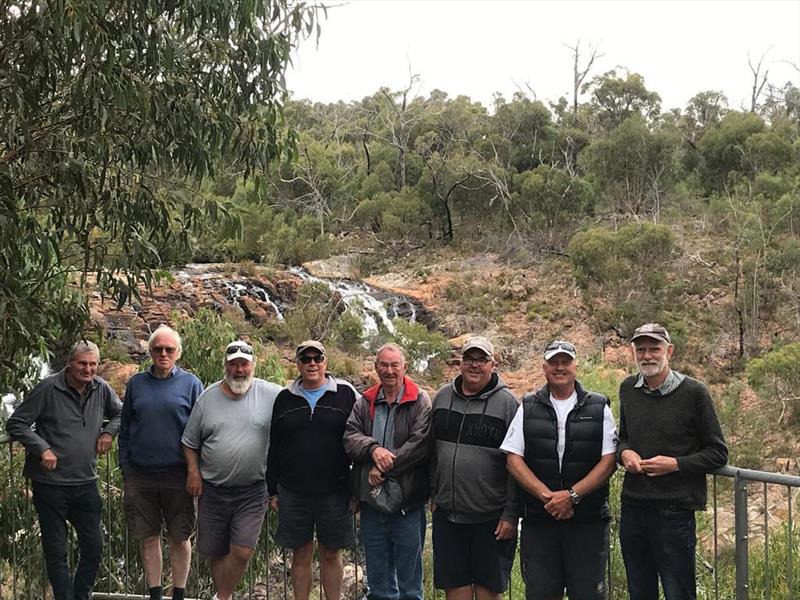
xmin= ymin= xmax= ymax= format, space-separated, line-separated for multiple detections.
xmin=123 ymin=468 xmax=196 ymax=541
xmin=197 ymin=480 xmax=268 ymax=558
xmin=275 ymin=485 xmax=355 ymax=550
xmin=520 ymin=518 xmax=609 ymax=600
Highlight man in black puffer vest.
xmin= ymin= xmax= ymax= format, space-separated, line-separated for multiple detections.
xmin=503 ymin=340 xmax=617 ymax=600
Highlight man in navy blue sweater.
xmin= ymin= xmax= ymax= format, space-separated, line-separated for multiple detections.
xmin=119 ymin=325 xmax=203 ymax=600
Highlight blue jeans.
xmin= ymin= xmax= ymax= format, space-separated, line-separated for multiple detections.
xmin=32 ymin=482 xmax=104 ymax=600
xmin=360 ymin=504 xmax=425 ymax=600
xmin=619 ymin=504 xmax=696 ymax=600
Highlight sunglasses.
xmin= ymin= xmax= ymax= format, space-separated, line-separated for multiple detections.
xmin=152 ymin=346 xmax=177 ymax=355
xmin=226 ymin=343 xmax=254 ymax=355
xmin=299 ymin=354 xmax=325 ymax=364
xmin=545 ymin=341 xmax=576 ymax=354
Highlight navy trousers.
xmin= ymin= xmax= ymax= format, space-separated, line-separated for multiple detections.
xmin=33 ymin=481 xmax=104 ymax=600
xmin=619 ymin=503 xmax=697 ymax=600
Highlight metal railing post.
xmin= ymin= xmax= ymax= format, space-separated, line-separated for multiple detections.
xmin=734 ymin=471 xmax=749 ymax=600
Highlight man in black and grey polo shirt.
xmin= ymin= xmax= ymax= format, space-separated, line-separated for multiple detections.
xmin=617 ymin=323 xmax=728 ymax=600
xmin=503 ymin=340 xmax=617 ymax=600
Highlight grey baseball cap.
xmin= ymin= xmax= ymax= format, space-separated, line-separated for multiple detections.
xmin=296 ymin=340 xmax=326 ymax=358
xmin=630 ymin=323 xmax=671 ymax=344
xmin=462 ymin=336 xmax=494 ymax=358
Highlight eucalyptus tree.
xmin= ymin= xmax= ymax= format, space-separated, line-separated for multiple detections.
xmin=490 ymin=92 xmax=556 ymax=172
xmin=358 ymin=76 xmax=430 ymax=190
xmin=0 ymin=0 xmax=321 ymax=394
xmin=414 ymin=92 xmax=488 ymax=242
xmin=579 ymin=116 xmax=681 ymax=217
xmin=583 ymin=70 xmax=662 ymax=131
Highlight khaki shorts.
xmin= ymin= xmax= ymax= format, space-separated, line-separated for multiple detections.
xmin=123 ymin=467 xmax=196 ymax=540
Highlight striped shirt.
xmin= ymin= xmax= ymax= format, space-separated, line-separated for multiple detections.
xmin=634 ymin=369 xmax=685 ymax=396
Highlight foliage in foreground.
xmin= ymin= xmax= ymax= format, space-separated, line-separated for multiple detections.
xmin=175 ymin=309 xmax=286 ymax=387
xmin=0 ymin=0 xmax=320 ymax=395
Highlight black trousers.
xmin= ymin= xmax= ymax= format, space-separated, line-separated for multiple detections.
xmin=33 ymin=481 xmax=104 ymax=600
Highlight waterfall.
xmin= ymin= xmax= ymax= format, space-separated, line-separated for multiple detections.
xmin=3 ymin=358 xmax=51 ymax=416
xmin=289 ymin=267 xmax=419 ymax=337
xmin=223 ymin=281 xmax=285 ymax=321
xmin=176 ymin=264 xmax=286 ymax=321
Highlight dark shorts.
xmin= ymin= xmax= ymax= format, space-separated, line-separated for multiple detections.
xmin=520 ymin=518 xmax=609 ymax=600
xmin=197 ymin=480 xmax=268 ymax=558
xmin=275 ymin=485 xmax=355 ymax=550
xmin=123 ymin=468 xmax=196 ymax=541
xmin=431 ymin=509 xmax=517 ymax=593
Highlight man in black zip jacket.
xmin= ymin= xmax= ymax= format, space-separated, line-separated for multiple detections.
xmin=267 ymin=340 xmax=359 ymax=600
xmin=503 ymin=340 xmax=617 ymax=600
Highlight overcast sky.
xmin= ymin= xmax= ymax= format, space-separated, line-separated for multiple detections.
xmin=286 ymin=0 xmax=800 ymax=113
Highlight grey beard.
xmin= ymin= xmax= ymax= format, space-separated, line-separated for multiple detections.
xmin=637 ymin=360 xmax=665 ymax=378
xmin=226 ymin=374 xmax=253 ymax=396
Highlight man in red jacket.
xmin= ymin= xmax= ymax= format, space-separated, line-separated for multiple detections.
xmin=344 ymin=343 xmax=431 ymax=600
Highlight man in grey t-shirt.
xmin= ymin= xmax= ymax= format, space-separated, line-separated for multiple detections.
xmin=181 ymin=341 xmax=281 ymax=600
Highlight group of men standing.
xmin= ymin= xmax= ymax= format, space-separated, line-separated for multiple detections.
xmin=6 ymin=321 xmax=728 ymax=600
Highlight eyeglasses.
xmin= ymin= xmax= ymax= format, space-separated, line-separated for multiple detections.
xmin=299 ymin=354 xmax=325 ymax=364
xmin=462 ymin=356 xmax=490 ymax=366
xmin=545 ymin=341 xmax=576 ymax=354
xmin=152 ymin=346 xmax=177 ymax=355
xmin=226 ymin=343 xmax=254 ymax=356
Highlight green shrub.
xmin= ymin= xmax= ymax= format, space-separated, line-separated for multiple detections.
xmin=325 ymin=350 xmax=363 ymax=382
xmin=444 ymin=276 xmax=514 ymax=324
xmin=388 ymin=318 xmax=450 ymax=372
xmin=746 ymin=343 xmax=800 ymax=427
xmin=567 ymin=223 xmax=676 ymax=331
xmin=175 ymin=308 xmax=286 ymax=386
xmin=282 ymin=282 xmax=342 ymax=344
xmin=512 ymin=165 xmax=595 ymax=234
xmin=331 ymin=310 xmax=365 ymax=352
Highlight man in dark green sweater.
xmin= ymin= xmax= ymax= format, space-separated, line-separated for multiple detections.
xmin=617 ymin=323 xmax=728 ymax=600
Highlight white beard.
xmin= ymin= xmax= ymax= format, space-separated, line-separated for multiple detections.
xmin=636 ymin=355 xmax=668 ymax=378
xmin=226 ymin=374 xmax=253 ymax=396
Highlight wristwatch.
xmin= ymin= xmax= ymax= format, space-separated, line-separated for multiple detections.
xmin=568 ymin=488 xmax=581 ymax=505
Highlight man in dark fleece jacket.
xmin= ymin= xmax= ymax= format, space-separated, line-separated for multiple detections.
xmin=6 ymin=340 xmax=122 ymax=600
xmin=267 ymin=340 xmax=359 ymax=600
xmin=617 ymin=323 xmax=728 ymax=600
xmin=430 ymin=336 xmax=519 ymax=600
xmin=118 ymin=325 xmax=203 ymax=600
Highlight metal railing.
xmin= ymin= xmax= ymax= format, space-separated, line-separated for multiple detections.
xmin=713 ymin=465 xmax=800 ymax=600
xmin=2 ymin=431 xmax=800 ymax=600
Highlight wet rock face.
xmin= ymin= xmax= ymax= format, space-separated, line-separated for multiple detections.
xmin=97 ymin=361 xmax=139 ymax=393
xmin=88 ymin=263 xmax=431 ymax=366
xmin=89 ymin=264 xmax=301 ymax=362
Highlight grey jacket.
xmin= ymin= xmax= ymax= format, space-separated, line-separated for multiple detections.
xmin=430 ymin=373 xmax=520 ymax=523
xmin=6 ymin=369 xmax=122 ymax=484
xmin=344 ymin=376 xmax=432 ymax=510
